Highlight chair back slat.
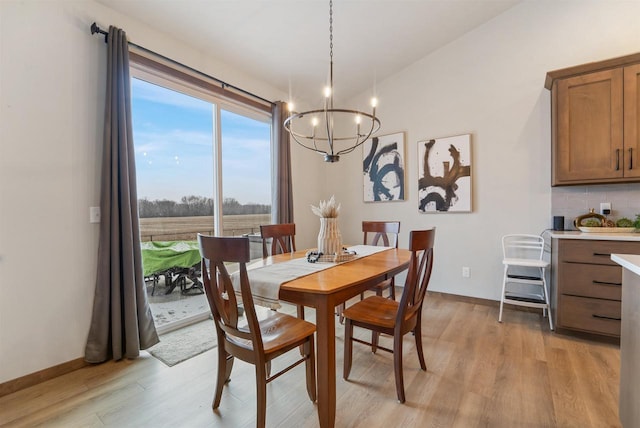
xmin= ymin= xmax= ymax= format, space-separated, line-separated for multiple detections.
xmin=363 ymin=221 xmax=400 ymax=248
xmin=502 ymin=234 xmax=544 ymax=261
xmin=396 ymin=229 xmax=435 ymax=330
xmin=198 ymin=234 xmax=264 ymax=351
xmin=260 ymin=223 xmax=296 ymax=258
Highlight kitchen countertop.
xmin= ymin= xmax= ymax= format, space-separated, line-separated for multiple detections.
xmin=547 ymin=230 xmax=640 ymax=241
xmin=611 ymin=253 xmax=640 ymax=428
xmin=611 ymin=254 xmax=640 ymax=275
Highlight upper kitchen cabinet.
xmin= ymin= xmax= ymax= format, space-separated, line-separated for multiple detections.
xmin=546 ymin=54 xmax=640 ymax=186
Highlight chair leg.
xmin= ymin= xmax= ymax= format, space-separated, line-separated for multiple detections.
xmin=151 ymin=275 xmax=157 ymax=296
xmin=414 ymin=319 xmax=427 ymax=371
xmin=371 ymin=287 xmax=384 ymax=338
xmin=213 ymin=348 xmax=233 ymax=409
xmin=255 ymin=364 xmax=267 ymax=428
xmin=305 ymin=338 xmax=317 ymax=402
xmin=498 ymin=266 xmax=508 ymax=322
xmin=389 ymin=281 xmax=395 ymax=300
xmin=224 ymin=353 xmax=235 ymax=382
xmin=542 ymin=273 xmax=554 ymax=331
xmin=337 ymin=303 xmax=345 ymax=324
xmin=343 ymin=319 xmax=353 ymax=379
xmin=297 ymin=305 xmax=306 ymax=355
xmin=541 ymin=270 xmax=547 ymax=317
xmin=393 ymin=333 xmax=405 ymax=403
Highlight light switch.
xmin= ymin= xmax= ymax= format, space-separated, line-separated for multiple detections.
xmin=90 ymin=206 xmax=101 ymax=223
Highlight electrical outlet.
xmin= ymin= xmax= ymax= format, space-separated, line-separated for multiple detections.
xmin=600 ymin=202 xmax=611 ymax=216
xmin=462 ymin=267 xmax=470 ymax=278
xmin=89 ymin=207 xmax=101 ymax=223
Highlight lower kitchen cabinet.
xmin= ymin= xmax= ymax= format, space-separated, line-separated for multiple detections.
xmin=551 ymin=237 xmax=640 ymax=338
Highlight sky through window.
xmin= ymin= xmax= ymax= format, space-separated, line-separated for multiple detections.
xmin=131 ymin=78 xmax=271 ymax=205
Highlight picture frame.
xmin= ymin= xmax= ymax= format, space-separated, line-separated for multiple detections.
xmin=417 ymin=133 xmax=472 ymax=213
xmin=362 ymin=132 xmax=406 ymax=202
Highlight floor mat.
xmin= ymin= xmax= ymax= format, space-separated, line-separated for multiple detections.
xmin=148 ymin=319 xmax=217 ymax=366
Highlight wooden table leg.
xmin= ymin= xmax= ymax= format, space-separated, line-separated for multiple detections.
xmin=315 ymin=296 xmax=336 ymax=428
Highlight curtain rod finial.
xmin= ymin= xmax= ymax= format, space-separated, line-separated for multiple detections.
xmin=90 ymin=22 xmax=108 ymax=42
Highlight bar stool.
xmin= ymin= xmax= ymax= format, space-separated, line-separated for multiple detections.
xmin=498 ymin=234 xmax=553 ymax=330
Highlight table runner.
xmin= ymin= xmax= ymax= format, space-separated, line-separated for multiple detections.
xmin=231 ymin=245 xmax=392 ymax=308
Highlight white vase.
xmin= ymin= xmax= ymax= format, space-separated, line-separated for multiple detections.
xmin=317 ymin=217 xmax=342 ymax=255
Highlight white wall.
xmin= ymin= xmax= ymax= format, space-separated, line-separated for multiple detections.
xmin=329 ymin=0 xmax=640 ymax=300
xmin=0 ymin=0 xmax=320 ymax=384
xmin=3 ymin=0 xmax=640 ymax=384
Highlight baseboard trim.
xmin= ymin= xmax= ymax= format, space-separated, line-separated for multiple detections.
xmin=427 ymin=290 xmax=499 ymax=307
xmin=427 ymin=290 xmax=544 ymax=313
xmin=0 ymin=357 xmax=89 ymax=398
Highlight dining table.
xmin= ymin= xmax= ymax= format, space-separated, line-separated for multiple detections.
xmin=248 ymin=246 xmax=412 ymax=428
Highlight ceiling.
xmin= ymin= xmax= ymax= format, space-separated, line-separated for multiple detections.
xmin=97 ymin=0 xmax=519 ymax=105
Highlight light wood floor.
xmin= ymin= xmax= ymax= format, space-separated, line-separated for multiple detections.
xmin=0 ymin=293 xmax=621 ymax=427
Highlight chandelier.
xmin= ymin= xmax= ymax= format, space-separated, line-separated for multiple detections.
xmin=284 ymin=0 xmax=381 ymax=163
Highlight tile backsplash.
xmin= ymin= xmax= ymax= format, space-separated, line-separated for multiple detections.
xmin=551 ymin=183 xmax=640 ymax=230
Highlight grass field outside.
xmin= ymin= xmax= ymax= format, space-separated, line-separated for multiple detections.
xmin=139 ymin=214 xmax=271 ymax=242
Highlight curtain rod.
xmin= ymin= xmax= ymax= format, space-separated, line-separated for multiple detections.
xmin=90 ymin=22 xmax=275 ymax=107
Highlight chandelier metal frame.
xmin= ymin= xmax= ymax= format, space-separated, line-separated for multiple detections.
xmin=283 ymin=0 xmax=381 ymax=163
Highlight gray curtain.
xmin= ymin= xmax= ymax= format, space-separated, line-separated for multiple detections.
xmin=271 ymin=101 xmax=294 ymax=223
xmin=85 ymin=26 xmax=159 ymax=363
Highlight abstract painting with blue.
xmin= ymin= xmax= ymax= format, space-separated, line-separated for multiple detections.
xmin=418 ymin=134 xmax=472 ymax=213
xmin=362 ymin=132 xmax=406 ymax=202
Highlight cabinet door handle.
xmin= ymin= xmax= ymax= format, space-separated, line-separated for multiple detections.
xmin=630 ymin=148 xmax=634 ymax=170
xmin=593 ymin=252 xmax=612 ymax=257
xmin=592 ymin=280 xmax=622 ymax=286
xmin=592 ymin=314 xmax=621 ymax=321
xmin=616 ymin=149 xmax=620 ymax=171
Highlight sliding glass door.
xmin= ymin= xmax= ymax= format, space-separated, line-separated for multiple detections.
xmin=130 ymin=69 xmax=272 ymax=332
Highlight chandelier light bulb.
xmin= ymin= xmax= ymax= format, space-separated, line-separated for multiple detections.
xmin=288 ymin=102 xmax=295 ymax=112
xmin=371 ymin=97 xmax=378 ymax=108
xmin=355 ymin=115 xmax=361 ymax=124
xmin=312 ymin=117 xmax=319 ymax=127
xmin=324 ymin=86 xmax=332 ymax=98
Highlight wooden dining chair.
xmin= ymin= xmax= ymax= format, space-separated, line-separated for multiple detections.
xmin=197 ymin=234 xmax=317 ymax=427
xmin=260 ymin=223 xmax=296 ymax=258
xmin=336 ymin=221 xmax=400 ymax=324
xmin=260 ymin=223 xmax=305 ymax=319
xmin=342 ymin=228 xmax=435 ymax=403
xmin=362 ymin=221 xmax=401 ymax=299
